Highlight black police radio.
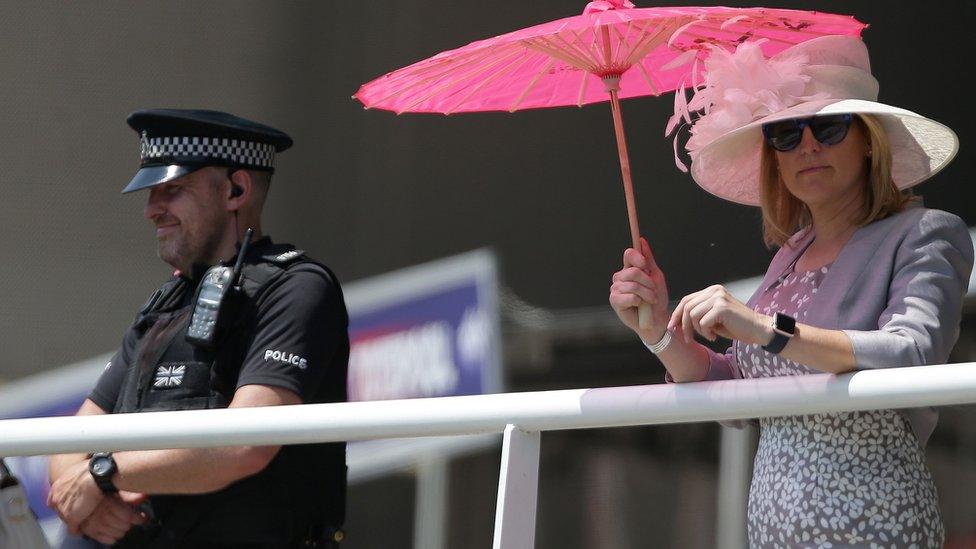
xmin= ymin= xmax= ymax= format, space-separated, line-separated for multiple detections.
xmin=186 ymin=228 xmax=253 ymax=348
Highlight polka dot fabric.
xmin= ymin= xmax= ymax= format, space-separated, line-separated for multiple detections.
xmin=741 ymin=264 xmax=944 ymax=548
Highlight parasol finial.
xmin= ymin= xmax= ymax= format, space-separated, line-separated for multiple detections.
xmin=583 ymin=0 xmax=635 ymax=16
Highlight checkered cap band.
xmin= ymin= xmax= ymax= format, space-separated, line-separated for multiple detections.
xmin=140 ymin=135 xmax=276 ymax=169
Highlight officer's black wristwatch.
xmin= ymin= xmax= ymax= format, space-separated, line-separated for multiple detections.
xmin=761 ymin=312 xmax=796 ymax=354
xmin=89 ymin=452 xmax=119 ymax=493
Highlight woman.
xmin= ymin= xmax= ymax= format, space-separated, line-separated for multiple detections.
xmin=609 ymin=36 xmax=972 ymax=547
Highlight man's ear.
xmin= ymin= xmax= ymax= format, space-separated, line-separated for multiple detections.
xmin=227 ymin=169 xmax=252 ymax=211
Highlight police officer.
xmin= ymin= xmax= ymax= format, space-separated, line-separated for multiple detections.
xmin=47 ymin=109 xmax=348 ymax=548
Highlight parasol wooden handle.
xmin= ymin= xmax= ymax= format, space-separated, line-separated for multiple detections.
xmin=606 ymin=80 xmax=652 ymax=330
xmin=637 ymin=300 xmax=653 ymax=330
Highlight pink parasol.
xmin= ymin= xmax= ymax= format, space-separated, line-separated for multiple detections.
xmin=355 ymin=1 xmax=865 ymax=326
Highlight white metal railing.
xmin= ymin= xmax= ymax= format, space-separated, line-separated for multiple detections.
xmin=4 ymin=362 xmax=976 ymax=548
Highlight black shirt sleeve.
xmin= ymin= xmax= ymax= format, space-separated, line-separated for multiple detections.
xmin=88 ymin=325 xmax=141 ymax=413
xmin=236 ymin=263 xmax=348 ymax=403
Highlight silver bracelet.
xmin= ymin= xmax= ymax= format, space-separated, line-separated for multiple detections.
xmin=643 ymin=329 xmax=673 ymax=354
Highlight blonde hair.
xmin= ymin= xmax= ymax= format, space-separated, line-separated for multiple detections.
xmin=759 ymin=114 xmax=914 ymax=248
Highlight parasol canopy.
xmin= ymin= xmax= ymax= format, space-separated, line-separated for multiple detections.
xmin=354 ymin=4 xmax=866 ymax=114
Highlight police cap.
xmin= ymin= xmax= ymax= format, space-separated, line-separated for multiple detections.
xmin=123 ymin=109 xmax=293 ymax=193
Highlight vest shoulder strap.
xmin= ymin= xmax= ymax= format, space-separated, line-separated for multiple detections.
xmin=137 ymin=276 xmax=187 ymax=318
xmin=238 ymin=245 xmax=315 ymax=301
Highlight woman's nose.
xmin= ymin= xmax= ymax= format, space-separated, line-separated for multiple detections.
xmin=796 ymin=126 xmax=821 ymax=154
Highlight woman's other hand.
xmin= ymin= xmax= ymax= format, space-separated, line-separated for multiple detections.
xmin=668 ymin=285 xmax=772 ymax=345
xmin=609 ymin=237 xmax=670 ymax=343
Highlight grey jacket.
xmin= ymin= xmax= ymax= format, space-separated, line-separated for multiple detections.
xmin=702 ymin=204 xmax=974 ymax=445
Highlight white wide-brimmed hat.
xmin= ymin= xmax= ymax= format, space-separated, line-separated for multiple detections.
xmin=666 ymin=35 xmax=959 ymax=206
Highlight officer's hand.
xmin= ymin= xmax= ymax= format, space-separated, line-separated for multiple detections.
xmin=47 ymin=460 xmax=104 ymax=534
xmin=79 ymin=492 xmax=148 ymax=546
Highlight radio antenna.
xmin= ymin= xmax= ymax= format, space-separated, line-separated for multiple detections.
xmin=232 ymin=228 xmax=254 ymax=287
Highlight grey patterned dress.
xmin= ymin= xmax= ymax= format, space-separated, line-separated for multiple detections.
xmin=741 ymin=263 xmax=945 ymax=548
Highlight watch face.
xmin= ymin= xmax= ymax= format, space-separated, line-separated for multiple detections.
xmin=775 ymin=313 xmax=796 ymax=334
xmin=89 ymin=454 xmax=117 ymax=492
xmin=93 ymin=460 xmax=110 ymax=476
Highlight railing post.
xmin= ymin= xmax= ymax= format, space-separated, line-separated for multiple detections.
xmin=716 ymin=425 xmax=753 ymax=549
xmin=492 ymin=424 xmax=540 ymax=549
xmin=414 ymin=455 xmax=449 ymax=549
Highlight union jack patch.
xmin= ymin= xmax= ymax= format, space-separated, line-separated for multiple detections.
xmin=154 ymin=364 xmax=186 ymax=389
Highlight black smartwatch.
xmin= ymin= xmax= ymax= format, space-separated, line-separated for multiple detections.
xmin=761 ymin=312 xmax=796 ymax=354
xmin=89 ymin=452 xmax=119 ymax=493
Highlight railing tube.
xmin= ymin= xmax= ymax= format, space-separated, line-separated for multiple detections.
xmin=3 ymin=364 xmax=976 ymax=458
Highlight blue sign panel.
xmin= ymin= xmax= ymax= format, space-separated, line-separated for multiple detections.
xmin=346 ymin=249 xmax=502 ymax=401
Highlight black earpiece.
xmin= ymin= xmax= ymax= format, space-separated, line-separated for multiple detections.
xmin=227 ymin=168 xmax=243 ymax=198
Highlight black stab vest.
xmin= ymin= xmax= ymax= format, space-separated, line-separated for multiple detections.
xmin=114 ymin=245 xmax=347 ymax=548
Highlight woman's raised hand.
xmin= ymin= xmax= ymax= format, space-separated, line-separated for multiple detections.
xmin=609 ymin=237 xmax=670 ymax=343
xmin=668 ymin=285 xmax=771 ymax=345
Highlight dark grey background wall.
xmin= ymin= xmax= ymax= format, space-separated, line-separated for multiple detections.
xmin=0 ymin=1 xmax=972 ymax=380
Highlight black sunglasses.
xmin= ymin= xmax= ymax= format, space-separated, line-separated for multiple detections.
xmin=762 ymin=113 xmax=854 ymax=152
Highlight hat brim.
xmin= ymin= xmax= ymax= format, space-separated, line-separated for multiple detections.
xmin=688 ymin=99 xmax=960 ymax=206
xmin=122 ymin=165 xmax=202 ymax=193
